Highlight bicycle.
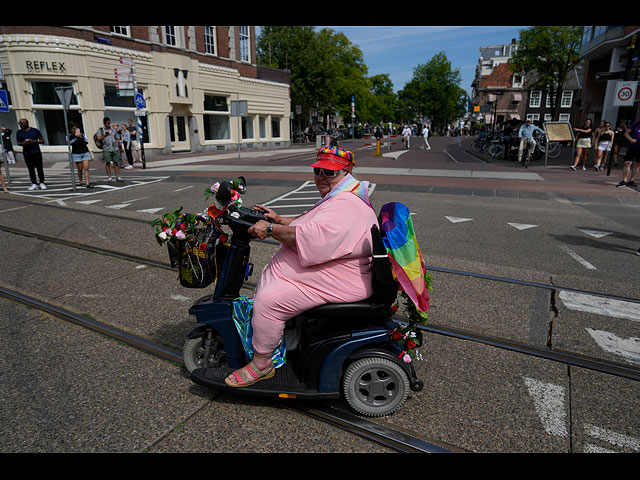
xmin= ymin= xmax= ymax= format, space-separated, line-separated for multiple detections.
xmin=534 ymin=131 xmax=562 ymax=159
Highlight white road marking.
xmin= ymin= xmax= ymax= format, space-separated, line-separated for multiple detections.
xmin=579 ymin=229 xmax=613 ymax=239
xmin=508 ymin=222 xmax=538 ymax=230
xmin=137 ymin=208 xmax=165 ymax=214
xmin=586 ymin=328 xmax=640 ymax=365
xmin=558 ymin=291 xmax=640 ymax=322
xmin=445 ymin=216 xmax=473 ymax=223
xmin=585 ymin=424 xmax=640 ymax=451
xmin=523 ymin=377 xmax=567 ymax=438
xmin=560 ymin=245 xmax=596 ymax=270
xmin=76 ymin=199 xmax=102 ymax=205
xmin=173 ymin=185 xmax=195 ymax=192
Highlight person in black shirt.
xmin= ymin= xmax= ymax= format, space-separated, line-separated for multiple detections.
xmin=69 ymin=124 xmax=93 ymax=187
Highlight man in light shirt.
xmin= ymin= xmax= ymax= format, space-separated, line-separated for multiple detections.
xmin=517 ymin=119 xmax=545 ymax=163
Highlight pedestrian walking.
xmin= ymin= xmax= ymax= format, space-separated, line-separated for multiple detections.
xmin=421 ymin=124 xmax=431 ymax=150
xmin=16 ymin=118 xmax=46 ymax=190
xmin=120 ymin=125 xmax=133 ymax=169
xmin=0 ymin=151 xmax=8 ymax=192
xmin=127 ymin=119 xmax=143 ymax=164
xmin=1 ymin=126 xmax=16 ymax=164
xmin=617 ymin=119 xmax=640 ymax=188
xmin=571 ymin=119 xmax=593 ymax=171
xmin=402 ymin=124 xmax=411 ymax=149
xmin=68 ymin=124 xmax=93 ymax=188
xmin=96 ymin=117 xmax=123 ymax=182
xmin=611 ymin=119 xmax=628 ymax=169
xmin=594 ymin=121 xmax=614 ymax=170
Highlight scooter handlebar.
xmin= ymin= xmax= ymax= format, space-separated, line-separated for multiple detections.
xmin=221 ymin=206 xmax=268 ymax=234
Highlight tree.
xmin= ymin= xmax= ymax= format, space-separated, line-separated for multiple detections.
xmin=508 ymin=26 xmax=583 ymax=121
xmin=397 ymin=52 xmax=467 ymax=129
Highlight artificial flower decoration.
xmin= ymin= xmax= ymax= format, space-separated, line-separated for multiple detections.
xmin=389 ymin=270 xmax=433 ymax=363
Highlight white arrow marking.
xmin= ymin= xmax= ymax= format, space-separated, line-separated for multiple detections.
xmin=76 ymin=199 xmax=102 ymax=205
xmin=585 ymin=424 xmax=640 ymax=452
xmin=105 ymin=203 xmax=132 ymax=209
xmin=559 ymin=291 xmax=640 ymax=322
xmin=508 ymin=223 xmax=538 ymax=230
xmin=561 ymin=246 xmax=596 ymax=270
xmin=586 ymin=328 xmax=640 ymax=365
xmin=579 ymin=229 xmax=613 ymax=239
xmin=445 ymin=216 xmax=473 ymax=223
xmin=523 ymin=377 xmax=567 ymax=437
xmin=137 ymin=208 xmax=165 ymax=214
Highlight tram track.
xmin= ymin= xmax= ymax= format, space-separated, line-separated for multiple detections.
xmin=2 ymin=194 xmax=639 ymax=452
xmin=1 ymin=199 xmax=639 ymax=382
xmin=0 ymin=282 xmax=450 ymax=453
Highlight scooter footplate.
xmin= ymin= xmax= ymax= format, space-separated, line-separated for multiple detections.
xmin=190 ymin=362 xmax=339 ymax=400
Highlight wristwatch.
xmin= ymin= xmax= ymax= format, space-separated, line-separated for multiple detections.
xmin=266 ymin=222 xmax=273 ymax=237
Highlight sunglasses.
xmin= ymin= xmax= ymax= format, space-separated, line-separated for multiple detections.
xmin=314 ymin=167 xmax=340 ymax=177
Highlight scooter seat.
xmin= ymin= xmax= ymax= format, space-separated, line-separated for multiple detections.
xmin=302 ymin=299 xmax=388 ymax=320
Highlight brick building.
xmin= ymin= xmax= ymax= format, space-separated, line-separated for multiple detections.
xmin=0 ymin=26 xmax=291 ymax=160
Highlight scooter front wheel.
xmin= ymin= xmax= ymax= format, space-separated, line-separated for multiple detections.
xmin=182 ymin=335 xmax=227 ymax=373
xmin=342 ymin=357 xmax=410 ymax=417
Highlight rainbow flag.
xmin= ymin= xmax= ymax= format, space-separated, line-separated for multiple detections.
xmin=379 ymin=202 xmax=429 ymax=316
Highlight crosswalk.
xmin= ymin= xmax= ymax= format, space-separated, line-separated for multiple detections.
xmin=3 ymin=171 xmax=169 ymax=201
xmin=262 ymin=180 xmax=377 ymax=217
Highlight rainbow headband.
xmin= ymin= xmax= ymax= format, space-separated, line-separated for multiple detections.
xmin=315 ymin=146 xmax=355 ymax=169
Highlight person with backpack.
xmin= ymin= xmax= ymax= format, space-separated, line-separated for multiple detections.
xmin=617 ymin=119 xmax=640 ymax=188
xmin=96 ymin=117 xmax=123 ymax=182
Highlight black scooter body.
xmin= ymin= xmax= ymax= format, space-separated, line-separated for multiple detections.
xmin=183 ymin=202 xmax=422 ymax=414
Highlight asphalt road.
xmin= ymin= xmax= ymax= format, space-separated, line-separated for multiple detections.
xmin=1 ymin=134 xmax=638 ymax=453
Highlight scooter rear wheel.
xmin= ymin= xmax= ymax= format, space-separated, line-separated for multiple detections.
xmin=342 ymin=357 xmax=410 ymax=417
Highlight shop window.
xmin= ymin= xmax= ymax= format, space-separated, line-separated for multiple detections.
xmin=30 ymin=81 xmax=84 ymax=146
xmin=259 ymin=116 xmax=267 ymax=139
xmin=271 ymin=116 xmax=281 ymax=138
xmin=203 ymin=94 xmax=230 ymax=140
xmin=103 ymin=84 xmax=148 ymax=143
xmin=242 ymin=116 xmax=254 ymax=139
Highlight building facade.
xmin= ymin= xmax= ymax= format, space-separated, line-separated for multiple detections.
xmin=471 ymin=39 xmax=580 ymax=128
xmin=578 ymin=26 xmax=639 ymax=127
xmin=0 ymin=26 xmax=291 ymax=161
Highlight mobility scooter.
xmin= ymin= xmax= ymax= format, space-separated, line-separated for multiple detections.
xmin=159 ymin=178 xmax=424 ymax=417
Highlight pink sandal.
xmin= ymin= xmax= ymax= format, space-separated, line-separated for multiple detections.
xmin=225 ymin=361 xmax=275 ymax=388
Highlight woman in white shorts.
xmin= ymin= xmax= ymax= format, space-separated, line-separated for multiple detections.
xmin=571 ymin=119 xmax=593 ymax=171
xmin=594 ymin=121 xmax=614 ymax=170
xmin=69 ymin=124 xmax=93 ymax=188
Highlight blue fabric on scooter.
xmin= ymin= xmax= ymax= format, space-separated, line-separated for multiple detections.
xmin=232 ymin=296 xmax=286 ymax=368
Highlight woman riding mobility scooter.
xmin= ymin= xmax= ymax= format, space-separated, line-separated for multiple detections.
xmin=153 ymin=172 xmax=430 ymax=417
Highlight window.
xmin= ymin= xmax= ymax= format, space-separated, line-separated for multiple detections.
xmin=259 ymin=116 xmax=267 ymax=139
xmin=104 ymin=84 xmax=149 ymax=143
xmin=529 ymin=91 xmax=542 ymax=108
xmin=110 ymin=26 xmax=130 ymax=37
xmin=204 ymin=26 xmax=216 ymax=55
xmin=559 ymin=113 xmax=571 ymax=122
xmin=203 ymin=94 xmax=230 ymax=140
xmin=30 ymin=81 xmax=85 ymax=146
xmin=239 ymin=26 xmax=250 ymax=62
xmin=271 ymin=116 xmax=281 ymax=138
xmin=165 ymin=26 xmax=177 ymax=46
xmin=242 ymin=116 xmax=254 ymax=139
xmin=560 ymin=90 xmax=573 ymax=108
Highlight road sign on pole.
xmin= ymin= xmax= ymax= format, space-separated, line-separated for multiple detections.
xmin=55 ymin=86 xmax=77 ymax=191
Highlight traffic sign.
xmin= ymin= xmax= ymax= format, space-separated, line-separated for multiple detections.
xmin=614 ymin=81 xmax=637 ymax=107
xmin=0 ymin=89 xmax=9 ymax=112
xmin=134 ymin=93 xmax=146 ymax=109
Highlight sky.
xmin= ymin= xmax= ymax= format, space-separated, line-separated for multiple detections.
xmin=296 ymin=26 xmax=528 ymax=97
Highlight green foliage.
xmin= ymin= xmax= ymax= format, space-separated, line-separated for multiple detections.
xmin=508 ymin=26 xmax=583 ymax=120
xmin=257 ymin=26 xmax=457 ymax=126
xmin=397 ymin=52 xmax=467 ymax=128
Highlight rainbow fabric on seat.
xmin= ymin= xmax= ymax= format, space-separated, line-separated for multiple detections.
xmin=379 ymin=202 xmax=430 ymax=317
